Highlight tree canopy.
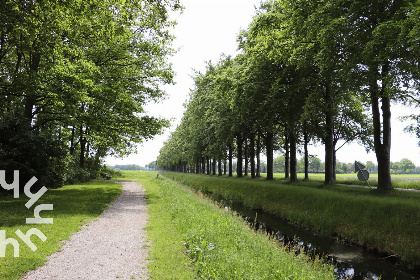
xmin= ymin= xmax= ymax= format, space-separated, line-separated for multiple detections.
xmin=0 ymin=0 xmax=180 ymax=189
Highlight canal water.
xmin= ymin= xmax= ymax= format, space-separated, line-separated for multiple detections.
xmin=199 ymin=191 xmax=419 ymax=280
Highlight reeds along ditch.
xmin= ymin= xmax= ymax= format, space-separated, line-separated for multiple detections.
xmin=163 ymin=171 xmax=420 ymax=270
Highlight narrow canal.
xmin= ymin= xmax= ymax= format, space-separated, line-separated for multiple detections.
xmin=199 ymin=191 xmax=419 ymax=280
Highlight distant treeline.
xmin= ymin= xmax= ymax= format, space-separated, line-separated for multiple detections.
xmin=221 ymin=156 xmax=419 ymax=175
xmin=111 ymin=161 xmax=157 ymax=171
xmin=274 ymin=156 xmax=419 ymax=174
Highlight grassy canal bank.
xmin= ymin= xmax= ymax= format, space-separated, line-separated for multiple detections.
xmin=128 ymin=171 xmax=335 ymax=279
xmin=163 ymin=171 xmax=420 ymax=270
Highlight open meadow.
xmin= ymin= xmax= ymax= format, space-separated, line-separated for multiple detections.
xmin=263 ymin=173 xmax=420 ymax=190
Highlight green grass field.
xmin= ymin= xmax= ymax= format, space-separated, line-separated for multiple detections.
xmin=260 ymin=172 xmax=420 ymax=190
xmin=0 ymin=181 xmax=122 ymax=280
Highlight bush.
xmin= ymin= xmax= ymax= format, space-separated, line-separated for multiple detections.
xmin=0 ymin=115 xmax=67 ymax=194
xmin=65 ymin=161 xmax=122 ymax=184
xmin=99 ymin=165 xmax=122 ymax=180
xmin=65 ymin=163 xmax=92 ymax=185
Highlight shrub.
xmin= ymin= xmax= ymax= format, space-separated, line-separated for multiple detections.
xmin=0 ymin=115 xmax=67 ymax=194
xmin=99 ymin=165 xmax=122 ymax=179
xmin=65 ymin=163 xmax=92 ymax=185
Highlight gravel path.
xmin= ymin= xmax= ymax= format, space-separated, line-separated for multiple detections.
xmin=23 ymin=181 xmax=149 ymax=280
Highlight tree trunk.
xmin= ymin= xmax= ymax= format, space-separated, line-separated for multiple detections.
xmin=24 ymin=97 xmax=35 ymax=124
xmin=228 ymin=145 xmax=233 ymax=177
xmin=212 ymin=157 xmax=216 ymax=175
xmin=290 ymin=133 xmax=298 ymax=182
xmin=380 ymin=96 xmax=392 ymax=189
xmin=256 ymin=134 xmax=261 ymax=178
xmin=304 ymin=132 xmax=309 ymax=180
xmin=250 ymin=134 xmax=256 ymax=179
xmin=206 ymin=156 xmax=210 ymax=175
xmin=69 ymin=126 xmax=75 ymax=155
xmin=218 ymin=158 xmax=222 ymax=176
xmin=23 ymin=52 xmax=40 ymax=124
xmin=371 ymin=66 xmax=393 ymax=190
xmin=223 ymin=158 xmax=227 ymax=175
xmin=324 ymin=83 xmax=335 ymax=185
xmin=237 ymin=136 xmax=243 ymax=177
xmin=324 ymin=128 xmax=335 ymax=184
xmin=79 ymin=126 xmax=86 ymax=168
xmin=333 ymin=150 xmax=337 ymax=181
xmin=85 ymin=130 xmax=90 ymax=159
xmin=266 ymin=132 xmax=274 ymax=180
xmin=201 ymin=157 xmax=205 ymax=174
xmin=244 ymin=140 xmax=248 ymax=176
xmin=284 ymin=136 xmax=289 ymax=178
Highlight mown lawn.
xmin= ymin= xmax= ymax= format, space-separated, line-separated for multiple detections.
xmin=0 ymin=181 xmax=122 ymax=280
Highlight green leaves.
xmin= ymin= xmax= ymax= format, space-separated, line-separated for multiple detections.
xmin=160 ymin=0 xmax=419 ymax=187
xmin=157 ymin=57 xmax=237 ymax=170
xmin=1 ymin=0 xmax=178 ymax=181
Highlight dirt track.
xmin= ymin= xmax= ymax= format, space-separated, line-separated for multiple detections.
xmin=23 ymin=181 xmax=149 ymax=280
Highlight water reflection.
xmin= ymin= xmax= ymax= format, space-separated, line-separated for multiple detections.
xmin=205 ymin=192 xmax=419 ymax=280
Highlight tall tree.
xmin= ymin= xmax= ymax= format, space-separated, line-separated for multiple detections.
xmin=340 ymin=0 xmax=417 ymax=190
xmin=1 ymin=0 xmax=180 ymax=184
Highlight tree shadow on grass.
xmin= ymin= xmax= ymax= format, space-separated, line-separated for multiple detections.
xmin=0 ymin=181 xmax=122 ymax=228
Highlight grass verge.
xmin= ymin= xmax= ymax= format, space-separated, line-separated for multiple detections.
xmin=164 ymin=172 xmax=420 ymax=269
xmin=0 ymin=181 xmax=122 ymax=280
xmin=134 ymin=171 xmax=334 ymax=279
xmin=126 ymin=171 xmax=196 ymax=279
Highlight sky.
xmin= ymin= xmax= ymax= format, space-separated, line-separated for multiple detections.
xmin=105 ymin=0 xmax=420 ymax=167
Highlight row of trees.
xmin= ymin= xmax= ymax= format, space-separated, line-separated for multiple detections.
xmin=145 ymin=161 xmax=157 ymax=170
xmin=273 ymin=157 xmax=418 ymax=174
xmin=157 ymin=0 xmax=420 ymax=190
xmin=0 ymin=0 xmax=181 ymax=190
xmin=164 ymin=154 xmax=418 ymax=175
xmin=112 ymin=164 xmax=143 ymax=171
xmin=110 ymin=162 xmax=157 ymax=170
xmin=389 ymin=158 xmax=418 ymax=174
